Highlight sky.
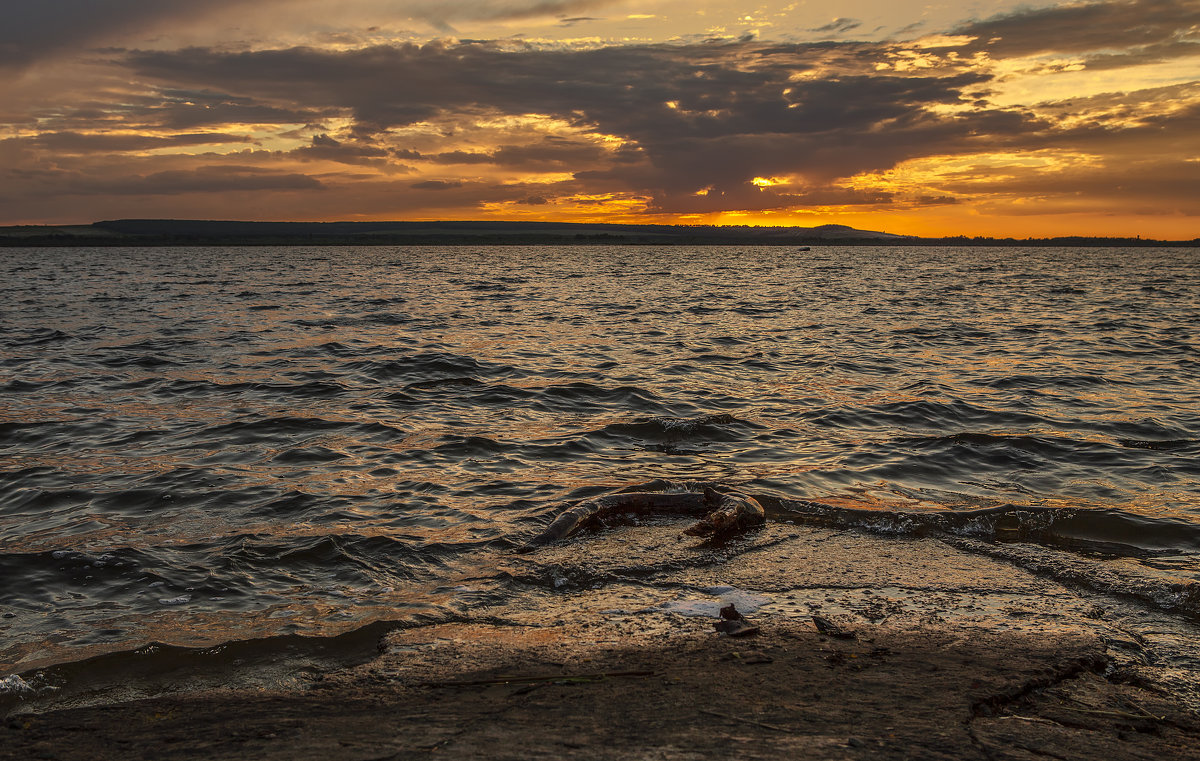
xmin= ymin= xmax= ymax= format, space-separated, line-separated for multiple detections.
xmin=1 ymin=0 xmax=1197 ymax=237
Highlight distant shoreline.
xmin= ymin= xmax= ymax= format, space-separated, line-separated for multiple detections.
xmin=1 ymin=219 xmax=1196 ymax=247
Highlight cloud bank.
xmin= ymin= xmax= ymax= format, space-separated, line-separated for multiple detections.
xmin=1 ymin=0 xmax=1197 ymax=235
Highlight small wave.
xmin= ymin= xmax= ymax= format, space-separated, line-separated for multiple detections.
xmin=271 ymin=446 xmax=349 ymax=464
xmin=770 ymin=497 xmax=1200 ymax=556
xmin=983 ymin=373 xmax=1115 ymax=390
xmin=731 ymin=305 xmax=775 ymax=317
xmin=1104 ymin=419 xmax=1198 ymax=443
xmin=890 ymin=431 xmax=1136 ymax=470
xmin=291 ymin=312 xmax=414 ymax=328
xmin=189 ymin=416 xmax=366 ymax=447
xmin=0 ymin=619 xmax=403 ymax=715
xmin=1118 ymin=438 xmax=1200 ymax=452
xmin=345 ymin=352 xmax=512 ymax=383
xmin=0 ymin=487 xmax=94 ymax=515
xmin=0 ymin=466 xmax=61 ymax=488
xmin=309 ymin=342 xmax=373 ymax=357
xmin=531 ymin=383 xmax=669 ymax=415
xmin=94 ymin=353 xmax=179 ymax=369
xmin=0 ymin=420 xmax=120 ymax=451
xmin=9 ymin=329 xmax=72 ymax=346
xmin=803 ymin=399 xmax=1047 ymax=431
xmin=431 ymin=436 xmax=507 ymax=457
xmin=222 ymin=533 xmax=428 ymax=588
xmin=2 ymin=379 xmax=50 ymax=393
xmin=0 ymin=548 xmax=149 ymax=608
xmin=404 ymin=377 xmax=485 ymax=391
xmin=604 ymin=413 xmax=758 ymax=442
xmin=897 ymin=431 xmax=1055 ymax=449
xmin=359 ymin=296 xmax=408 ymax=306
xmin=944 ymin=536 xmax=1200 ymax=620
xmin=155 ymin=379 xmax=347 ymax=398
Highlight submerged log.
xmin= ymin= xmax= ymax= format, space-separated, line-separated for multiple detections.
xmin=521 ymin=487 xmax=765 ymax=551
xmin=683 ymin=489 xmax=766 ymax=539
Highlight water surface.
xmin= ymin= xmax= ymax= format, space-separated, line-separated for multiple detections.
xmin=2 ymin=244 xmax=1199 ymax=677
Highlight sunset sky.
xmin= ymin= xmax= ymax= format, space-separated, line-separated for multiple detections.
xmin=1 ymin=0 xmax=1197 ymax=237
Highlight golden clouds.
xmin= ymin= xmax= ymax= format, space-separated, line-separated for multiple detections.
xmin=0 ymin=0 xmax=1196 ymax=236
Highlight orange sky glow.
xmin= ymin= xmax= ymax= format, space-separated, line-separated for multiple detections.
xmin=1 ymin=0 xmax=1197 ymax=238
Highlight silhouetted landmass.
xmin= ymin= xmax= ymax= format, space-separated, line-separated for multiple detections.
xmin=1 ymin=219 xmax=1196 ymax=247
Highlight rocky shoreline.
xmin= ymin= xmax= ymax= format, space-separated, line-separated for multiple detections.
xmin=5 ymin=521 xmax=1200 ymax=759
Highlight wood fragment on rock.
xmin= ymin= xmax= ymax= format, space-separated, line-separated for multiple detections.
xmin=714 ymin=603 xmax=760 ymax=637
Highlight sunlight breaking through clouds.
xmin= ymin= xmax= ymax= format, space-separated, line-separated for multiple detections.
xmin=0 ymin=0 xmax=1196 ymax=236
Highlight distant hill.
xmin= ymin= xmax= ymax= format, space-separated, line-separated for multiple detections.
xmin=0 ymin=219 xmax=1194 ymax=247
xmin=0 ymin=218 xmax=907 ymax=246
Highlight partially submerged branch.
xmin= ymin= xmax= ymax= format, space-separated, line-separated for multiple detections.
xmin=521 ymin=487 xmax=765 ymax=551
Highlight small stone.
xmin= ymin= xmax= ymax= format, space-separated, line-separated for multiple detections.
xmin=812 ymin=616 xmax=855 ymax=640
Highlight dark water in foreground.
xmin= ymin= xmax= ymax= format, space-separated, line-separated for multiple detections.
xmin=2 ymin=245 xmax=1199 ymax=688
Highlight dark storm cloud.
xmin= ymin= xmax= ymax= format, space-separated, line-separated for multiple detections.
xmin=426 ymin=150 xmax=496 ymax=164
xmin=14 ymin=92 xmax=328 ymax=140
xmin=953 ymin=0 xmax=1200 ymax=59
xmin=0 ymin=0 xmax=253 ymax=68
xmin=150 ymin=91 xmax=331 ymax=130
xmin=937 ymin=157 xmax=1200 ymax=214
xmin=411 ymin=179 xmax=464 ymax=189
xmin=123 ymin=39 xmax=1014 ymax=211
xmin=1 ymin=0 xmax=620 ymax=68
xmin=126 ymin=40 xmax=815 ymax=133
xmin=351 ymin=0 xmax=619 ymax=34
xmin=90 ymin=2 xmax=1198 ymax=218
xmin=288 ymin=133 xmax=393 ymax=166
xmin=14 ymin=131 xmax=253 ymax=153
xmin=18 ymin=164 xmax=326 ymax=197
xmin=811 ymin=18 xmax=862 ymax=34
xmin=427 ymin=138 xmax=607 ymax=168
xmin=101 ymin=165 xmax=324 ymax=195
xmin=986 ymin=84 xmax=1200 ymax=158
xmin=1069 ymin=39 xmax=1200 ymax=70
xmin=558 ymin=17 xmax=603 ymax=27
xmin=439 ymin=0 xmax=616 ymax=22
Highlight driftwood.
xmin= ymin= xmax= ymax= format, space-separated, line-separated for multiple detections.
xmin=521 ymin=487 xmax=765 ymax=551
xmin=682 ymin=490 xmax=765 ymax=539
xmin=714 ymin=603 xmax=760 ymax=637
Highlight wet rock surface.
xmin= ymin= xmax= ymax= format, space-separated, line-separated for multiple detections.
xmin=5 ymin=521 xmax=1200 ymax=760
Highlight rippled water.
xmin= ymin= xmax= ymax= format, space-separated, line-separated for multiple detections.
xmin=2 ymin=245 xmax=1199 ymax=676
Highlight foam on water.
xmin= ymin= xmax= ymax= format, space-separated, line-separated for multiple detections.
xmin=0 ymin=675 xmax=34 ymax=696
xmin=651 ymin=586 xmax=774 ymax=618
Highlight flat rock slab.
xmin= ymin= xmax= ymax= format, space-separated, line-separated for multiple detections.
xmin=5 ymin=521 xmax=1200 ymax=760
xmin=5 ymin=622 xmax=1198 ymax=761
